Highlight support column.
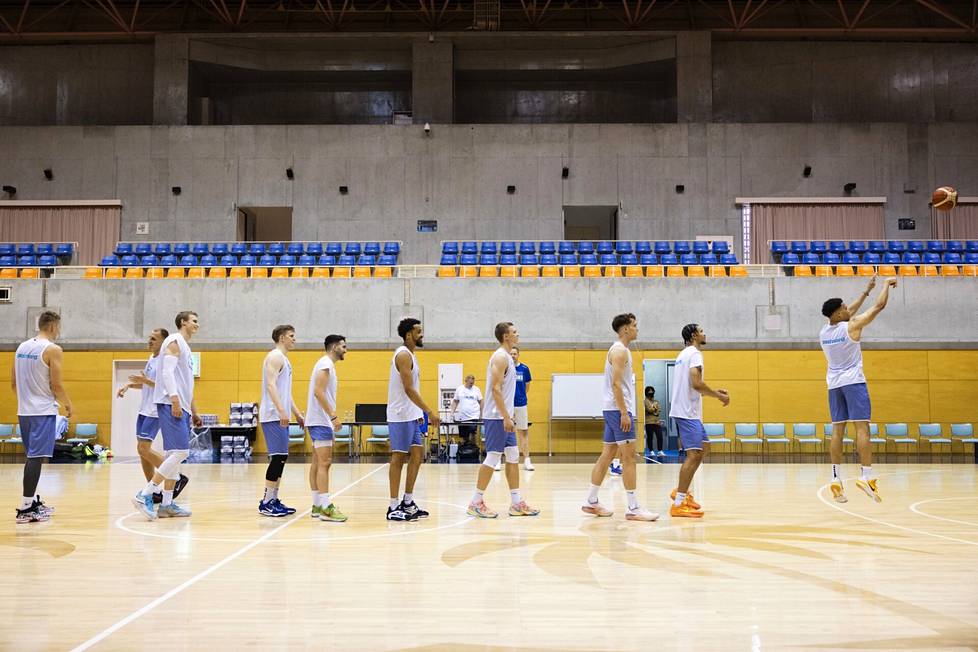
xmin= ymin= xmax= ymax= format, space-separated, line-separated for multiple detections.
xmin=153 ymin=34 xmax=190 ymax=126
xmin=676 ymin=31 xmax=712 ymax=123
xmin=412 ymin=39 xmax=454 ymax=124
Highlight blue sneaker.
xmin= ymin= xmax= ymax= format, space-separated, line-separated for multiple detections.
xmin=609 ymin=462 xmax=623 ymax=476
xmin=259 ymin=499 xmax=286 ymax=517
xmin=131 ymin=491 xmax=157 ymax=521
xmin=158 ymin=503 xmax=192 ymax=518
xmin=272 ymin=499 xmax=296 ymax=515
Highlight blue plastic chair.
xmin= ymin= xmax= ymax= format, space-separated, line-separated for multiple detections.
xmin=285 ymin=243 xmax=303 ymax=256
xmin=882 ymin=252 xmax=900 ymax=264
xmin=278 ymin=254 xmax=296 ymax=266
xmin=596 ymin=241 xmax=613 ymax=255
xmin=192 ymin=243 xmax=210 ymax=256
xmin=36 ymin=255 xmax=57 ymax=267
xmin=635 ymin=241 xmax=652 ymax=255
xmin=364 ymin=242 xmax=381 ymax=256
xmin=735 ymin=423 xmax=764 ymax=452
xmin=383 ymin=242 xmax=400 ymax=256
xmin=680 ymin=254 xmax=698 ymax=266
xmin=356 ymin=255 xmax=375 ymax=266
xmin=763 ymin=423 xmax=790 ymax=450
xmin=781 ymin=253 xmax=800 ymax=265
xmin=115 ymin=243 xmax=133 ymax=256
xmin=297 ymin=255 xmax=316 ymax=267
xmin=0 ymin=256 xmax=13 ymax=266
xmin=180 ymin=255 xmax=197 ymax=267
xmin=790 ymin=241 xmax=809 ymax=254
xmin=268 ymin=242 xmax=285 ymax=256
xmin=100 ymin=255 xmax=119 ymax=266
xmin=616 ymin=241 xmax=634 ymax=255
xmin=257 ymin=255 xmax=275 ymax=267
xmin=700 ymin=253 xmax=718 ymax=266
xmin=829 ymin=241 xmax=847 ymax=254
xmin=159 ymin=255 xmax=178 ymax=267
xmin=55 ymin=243 xmax=75 ymax=258
xmin=239 ymin=254 xmax=257 ymax=267
xmin=820 ymin=252 xmax=838 ymax=265
xmin=482 ymin=242 xmax=499 ymax=255
xmin=861 ymin=252 xmax=880 ymax=264
xmin=154 ymin=243 xmax=171 ymax=256
xmin=654 ymin=241 xmax=671 ymax=255
xmin=946 ymin=240 xmax=964 ymax=253
xmin=599 ymin=254 xmax=618 ymax=265
xmin=539 ymin=242 xmax=556 ymax=255
xmin=0 ymin=244 xmax=14 ymax=256
xmin=559 ymin=254 xmax=578 ymax=265
xmin=478 ymin=254 xmax=497 ymax=266
xmin=140 ymin=255 xmax=158 ymax=266
xmin=317 ymin=255 xmax=336 ymax=266
xmin=558 ymin=241 xmax=576 ymax=255
xmin=673 ymin=241 xmax=692 ymax=256
xmin=325 ymin=242 xmax=342 ymax=256
xmin=440 ymin=254 xmax=458 ymax=265
xmin=460 ymin=241 xmax=477 ymax=255
xmin=218 ymin=255 xmax=236 ymax=267
xmin=906 ymin=240 xmax=924 ymax=253
xmin=577 ymin=242 xmax=595 ymax=255
xmin=212 ymin=243 xmax=229 ymax=256
xmin=378 ymin=255 xmax=397 ymax=266
xmin=639 ymin=254 xmax=657 ymax=265
xmin=620 ymin=254 xmax=638 ymax=266
xmin=692 ymin=241 xmax=709 ymax=255
xmin=720 ymin=254 xmax=738 ymax=265
xmin=16 ymin=244 xmax=35 ymax=256
xmin=712 ymin=241 xmax=730 ymax=255
xmin=887 ymin=240 xmax=905 ymax=254
xmin=868 ymin=240 xmax=886 ymax=254
xmin=37 ymin=243 xmax=53 ymax=255
xmin=926 ymin=240 xmax=945 ymax=254
xmin=249 ymin=243 xmax=266 ymax=256
xmin=519 ymin=242 xmax=537 ymax=255
xmin=810 ymin=241 xmax=827 ymax=254
xmin=200 ymin=254 xmax=217 ymax=266
xmin=442 ymin=242 xmax=459 ymax=255
xmin=660 ymin=253 xmax=679 ymax=266
xmin=920 ymin=252 xmax=939 ymax=265
xmin=849 ymin=241 xmax=867 ymax=254
xmin=802 ymin=253 xmax=820 ymax=265
xmin=460 ymin=254 xmax=478 ymax=266
xmin=15 ymin=255 xmax=34 ymax=266
xmin=579 ymin=254 xmax=598 ymax=266
xmin=173 ymin=243 xmax=190 ymax=256
xmin=345 ymin=243 xmax=363 ymax=256
xmin=770 ymin=241 xmax=788 ymax=255
xmin=231 ymin=243 xmax=247 ymax=256
xmin=520 ymin=254 xmax=539 ymax=266
xmin=966 ymin=241 xmax=978 ymax=253
xmin=500 ymin=254 xmax=518 ymax=266
xmin=306 ymin=243 xmax=323 ymax=256
xmin=943 ymin=252 xmax=962 ymax=264
xmin=337 ymin=255 xmax=356 ymax=266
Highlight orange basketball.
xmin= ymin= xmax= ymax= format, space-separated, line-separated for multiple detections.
xmin=932 ymin=186 xmax=958 ymax=211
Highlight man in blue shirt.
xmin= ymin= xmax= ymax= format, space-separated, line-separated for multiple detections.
xmin=511 ymin=346 xmax=534 ymax=471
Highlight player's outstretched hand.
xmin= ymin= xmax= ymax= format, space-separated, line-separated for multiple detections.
xmin=866 ymin=276 xmax=877 ymax=291
xmin=886 ymin=278 xmax=897 ymax=288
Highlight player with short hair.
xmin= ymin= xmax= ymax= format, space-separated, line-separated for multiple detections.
xmin=306 ymin=334 xmax=348 ymax=522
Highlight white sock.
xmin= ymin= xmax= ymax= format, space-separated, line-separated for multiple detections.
xmin=143 ymin=481 xmax=160 ymax=496
xmin=587 ymin=484 xmax=601 ymax=504
xmin=265 ymin=487 xmax=278 ymax=501
xmin=389 ymin=498 xmax=400 ymax=510
xmin=612 ymin=458 xmax=621 ymax=467
xmin=311 ymin=491 xmax=320 ymax=506
xmin=403 ymin=492 xmax=414 ymax=504
xmin=861 ymin=465 xmax=873 ymax=480
xmin=674 ymin=491 xmax=686 ymax=507
xmin=831 ymin=464 xmax=840 ymax=481
xmin=471 ymin=489 xmax=484 ymax=505
xmin=626 ymin=490 xmax=639 ymax=510
xmin=20 ymin=496 xmax=33 ymax=510
xmin=321 ymin=493 xmax=331 ymax=507
xmin=162 ymin=490 xmax=174 ymax=506
xmin=524 ymin=456 xmax=532 ymax=464
xmin=510 ymin=489 xmax=522 ymax=505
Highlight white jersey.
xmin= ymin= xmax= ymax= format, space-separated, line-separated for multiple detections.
xmin=306 ymin=355 xmax=337 ymax=428
xmin=483 ymin=347 xmax=516 ymax=420
xmin=453 ymin=384 xmax=483 ymax=421
xmin=819 ymin=322 xmax=866 ymax=389
xmin=153 ymin=332 xmax=194 ymax=412
xmin=259 ymin=349 xmax=293 ymax=422
xmin=602 ymin=341 xmax=636 ymax=415
xmin=138 ymin=355 xmax=160 ymax=418
xmin=387 ymin=346 xmax=423 ymax=422
xmin=15 ymin=337 xmax=57 ymax=416
xmin=670 ymin=345 xmax=705 ymax=420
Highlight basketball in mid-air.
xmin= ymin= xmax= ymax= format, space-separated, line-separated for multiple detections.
xmin=932 ymin=186 xmax=958 ymax=212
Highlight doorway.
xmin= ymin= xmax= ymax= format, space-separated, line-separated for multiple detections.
xmin=643 ymin=359 xmax=675 ymax=452
xmin=563 ymin=205 xmax=618 ymax=241
xmin=236 ymin=206 xmax=294 ymax=242
xmin=111 ymin=360 xmax=163 ymax=458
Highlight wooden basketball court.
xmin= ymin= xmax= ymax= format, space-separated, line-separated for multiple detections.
xmin=2 ymin=460 xmax=977 ymax=650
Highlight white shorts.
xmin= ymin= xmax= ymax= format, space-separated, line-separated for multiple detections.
xmin=514 ymin=406 xmax=529 ymax=431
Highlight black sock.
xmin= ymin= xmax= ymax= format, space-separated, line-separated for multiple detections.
xmin=22 ymin=458 xmax=43 ymax=504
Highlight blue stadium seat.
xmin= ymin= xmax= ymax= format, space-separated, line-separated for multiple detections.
xmin=442 ymin=242 xmax=459 ymax=255
xmin=219 ymin=255 xmax=235 ymax=267
xmin=700 ymin=253 xmax=718 ymax=266
xmin=344 ymin=243 xmax=362 ymax=257
xmin=520 ymin=242 xmax=537 ymax=255
xmin=159 ymin=255 xmax=178 ymax=267
xmin=926 ymin=240 xmax=945 ymax=254
xmin=0 ymin=244 xmax=13 ymax=256
xmin=579 ymin=254 xmax=598 ymax=266
xmin=680 ymin=254 xmax=698 ymax=266
xmin=620 ymin=254 xmax=638 ymax=266
xmin=306 ymin=243 xmax=323 ymax=256
xmin=0 ymin=256 xmax=15 ymax=266
xmin=16 ymin=244 xmax=35 ymax=256
xmin=882 ymin=253 xmax=900 ymax=264
xmin=964 ymin=253 xmax=978 ymax=264
xmin=577 ymin=242 xmax=595 ymax=255
xmin=325 ymin=242 xmax=342 ymax=256
xmin=868 ymin=240 xmax=885 ymax=254
xmin=440 ymin=254 xmax=458 ymax=265
xmin=500 ymin=254 xmax=518 ymax=266
xmin=639 ymin=254 xmax=657 ymax=265
xmin=903 ymin=252 xmax=922 ymax=264
xmin=460 ymin=254 xmax=478 ymax=266
xmin=829 ymin=241 xmax=847 ymax=255
xmin=249 ymin=243 xmax=267 ymax=256
xmin=140 ymin=254 xmax=158 ymax=266
xmin=780 ymin=253 xmax=800 ymax=265
xmin=383 ymin=242 xmax=400 ymax=256
xmin=38 ymin=255 xmax=58 ymax=267
xmin=848 ymin=241 xmax=867 ymax=254
xmin=942 ymin=252 xmax=962 ymax=264
xmin=720 ymin=254 xmax=739 ymax=265
xmin=100 ymin=255 xmax=119 ymax=266
xmin=673 ymin=241 xmax=692 ymax=256
xmin=479 ymin=254 xmax=497 ymax=266
xmin=482 ymin=242 xmax=499 ymax=255
xmin=966 ymin=241 xmax=978 ymax=253
xmin=660 ymin=253 xmax=679 ymax=266
xmin=946 ymin=240 xmax=963 ymax=253
xmin=55 ymin=243 xmax=74 ymax=259
xmin=539 ymin=242 xmax=556 ymax=255
xmin=712 ymin=241 xmax=730 ymax=255
xmin=861 ymin=252 xmax=880 ymax=264
xmin=823 ymin=252 xmax=840 ymax=265
xmin=458 ymin=241 xmax=476 ymax=255
xmin=520 ymin=254 xmax=539 ymax=265
xmin=559 ymin=254 xmax=578 ymax=265
xmin=317 ymin=255 xmax=336 ymax=266
xmin=336 ymin=255 xmax=356 ymax=266
xmin=297 ymin=255 xmax=316 ymax=267
xmin=356 ymin=255 xmax=374 ymax=266
xmin=810 ymin=241 xmax=827 ymax=254
xmin=599 ymin=254 xmax=618 ymax=265
xmin=887 ymin=240 xmax=905 ymax=254
xmin=173 ymin=243 xmax=190 ymax=256
xmin=692 ymin=241 xmax=709 ymax=255
xmin=115 ymin=243 xmax=133 ymax=256
xmin=770 ymin=241 xmax=788 ymax=255
xmin=635 ymin=241 xmax=652 ymax=255
xmin=286 ymin=243 xmax=304 ymax=256
xmin=616 ymin=241 xmax=634 ymax=255
xmin=364 ymin=242 xmax=381 ymax=256
xmin=180 ymin=255 xmax=197 ymax=266
xmin=378 ymin=255 xmax=397 ymax=266
xmin=907 ymin=240 xmax=924 ymax=253
xmin=258 ymin=255 xmax=276 ymax=267
xmin=239 ymin=254 xmax=256 ymax=267
xmin=802 ymin=253 xmax=820 ymax=265
xmin=789 ymin=241 xmax=808 ymax=254
xmin=16 ymin=255 xmax=35 ymax=266
xmin=279 ymin=254 xmax=296 ymax=266
xmin=200 ymin=254 xmax=217 ymax=266
xmin=499 ymin=242 xmax=515 ymax=255
xmin=268 ymin=243 xmax=285 ymax=256
xmin=558 ymin=241 xmax=576 ymax=255
xmin=596 ymin=241 xmax=613 ymax=255
xmin=654 ymin=241 xmax=671 ymax=255
xmin=192 ymin=243 xmax=210 ymax=256
xmin=231 ymin=243 xmax=247 ymax=256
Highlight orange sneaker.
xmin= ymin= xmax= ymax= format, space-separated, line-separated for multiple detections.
xmin=669 ymin=502 xmax=704 ymax=518
xmin=581 ymin=501 xmax=613 ymax=517
xmin=670 ymin=489 xmax=701 ymax=510
xmin=830 ymin=480 xmax=848 ymax=503
xmin=855 ymin=477 xmax=882 ymax=503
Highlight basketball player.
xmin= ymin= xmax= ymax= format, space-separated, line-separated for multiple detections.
xmin=511 ymin=346 xmax=534 ymax=471
xmin=131 ymin=311 xmax=202 ymax=520
xmin=582 ymin=313 xmax=658 ymax=521
xmin=467 ymin=322 xmax=539 ymax=518
xmin=116 ymin=328 xmax=188 ymax=503
xmin=669 ymin=324 xmax=729 ymax=518
xmin=306 ymin=334 xmax=348 ymax=522
xmin=386 ymin=318 xmax=440 ymax=521
xmin=12 ymin=311 xmax=72 ymax=523
xmin=821 ymin=276 xmax=897 ymax=503
xmin=258 ymin=324 xmax=305 ymax=517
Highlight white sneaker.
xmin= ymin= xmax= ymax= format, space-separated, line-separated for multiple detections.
xmin=494 ymin=461 xmax=501 ymax=471
xmin=524 ymin=459 xmax=535 ymax=471
xmin=625 ymin=506 xmax=660 ymax=522
xmin=656 ymin=450 xmax=666 ymax=458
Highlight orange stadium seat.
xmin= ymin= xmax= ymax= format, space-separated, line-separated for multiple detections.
xmin=686 ymin=266 xmax=706 ymax=277
xmin=166 ymin=267 xmax=185 ymax=279
xmin=20 ymin=268 xmax=39 ymax=278
xmin=374 ymin=266 xmax=393 ymax=278
xmin=460 ymin=266 xmax=478 ymax=277
xmin=352 ymin=266 xmax=371 ymax=278
xmin=666 ymin=266 xmax=684 ymax=278
xmin=814 ymin=265 xmax=833 ymax=277
xmin=623 ymin=266 xmax=643 ymax=277
xmin=963 ymin=264 xmax=978 ymax=277
xmin=729 ymin=266 xmax=749 ymax=277
xmin=836 ymin=266 xmax=854 ymax=276
xmin=437 ymin=266 xmax=456 ymax=278
xmin=793 ymin=266 xmax=812 ymax=277
xmin=229 ymin=267 xmax=248 ymax=279
xmin=104 ymin=267 xmax=124 ymax=279
xmin=942 ymin=264 xmax=959 ymax=276
xmin=709 ymin=266 xmax=726 ymax=278
xmin=1 ymin=268 xmax=18 ymax=279
xmin=311 ymin=267 xmax=330 ymax=278
xmin=146 ymin=267 xmax=165 ymax=279
xmin=645 ymin=266 xmax=663 ymax=278
xmin=856 ymin=265 xmax=875 ymax=276
xmin=500 ymin=266 xmax=518 ymax=278
xmin=479 ymin=266 xmax=498 ymax=277
xmin=84 ymin=267 xmax=101 ymax=279
xmin=251 ymin=267 xmax=269 ymax=278
xmin=562 ymin=266 xmax=581 ymax=277
xmin=331 ymin=267 xmax=351 ymax=278
xmin=126 ymin=267 xmax=144 ymax=278
xmin=291 ymin=267 xmax=309 ymax=278
xmin=877 ymin=264 xmax=897 ymax=276
xmin=921 ymin=265 xmax=939 ymax=277
xmin=520 ymin=266 xmax=540 ymax=278
xmin=583 ymin=265 xmax=601 ymax=278
xmin=541 ymin=266 xmax=560 ymax=277
xmin=898 ymin=265 xmax=918 ymax=277
xmin=603 ymin=265 xmax=622 ymax=277
xmin=208 ymin=267 xmax=227 ymax=279
xmin=187 ymin=267 xmax=206 ymax=279
xmin=271 ymin=267 xmax=290 ymax=278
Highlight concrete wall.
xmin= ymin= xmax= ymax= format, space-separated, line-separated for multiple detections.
xmin=1 ymin=276 xmax=974 ymax=348
xmin=1 ymin=122 xmax=976 ymax=262
xmin=0 ymin=45 xmax=154 ymax=126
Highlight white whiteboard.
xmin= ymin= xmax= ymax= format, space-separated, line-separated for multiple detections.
xmin=551 ymin=374 xmax=605 ymax=418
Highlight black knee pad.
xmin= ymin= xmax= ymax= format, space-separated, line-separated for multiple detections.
xmin=265 ymin=454 xmax=288 ymax=482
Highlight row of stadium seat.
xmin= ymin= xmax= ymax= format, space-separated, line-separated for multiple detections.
xmin=0 ymin=255 xmax=62 ymax=267
xmin=85 ymin=266 xmax=396 ymax=279
xmin=786 ymin=264 xmax=977 ymax=277
xmin=708 ymin=422 xmax=976 ymax=452
xmin=114 ymin=242 xmax=400 ymax=257
xmin=101 ymin=254 xmax=397 ymax=267
xmin=0 ymin=243 xmax=75 ymax=257
xmin=780 ymin=252 xmax=977 ymax=265
xmin=437 ymin=265 xmax=750 ymax=278
xmin=771 ymin=240 xmax=978 ymax=256
xmin=439 ymin=253 xmax=740 ymax=266
xmin=0 ymin=268 xmax=41 ymax=279
xmin=442 ymin=240 xmax=731 ymax=256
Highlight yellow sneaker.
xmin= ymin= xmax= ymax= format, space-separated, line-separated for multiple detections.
xmin=830 ymin=481 xmax=848 ymax=503
xmin=669 ymin=502 xmax=704 ymax=518
xmin=855 ymin=477 xmax=882 ymax=503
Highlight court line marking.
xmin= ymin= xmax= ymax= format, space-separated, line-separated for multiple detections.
xmin=908 ymin=496 xmax=978 ymax=528
xmin=816 ymin=472 xmax=978 ymax=547
xmin=70 ymin=464 xmax=387 ymax=652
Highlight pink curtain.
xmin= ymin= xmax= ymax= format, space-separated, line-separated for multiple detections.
xmin=750 ymin=204 xmax=885 ymax=263
xmin=931 ymin=204 xmax=978 ymax=240
xmin=0 ymin=206 xmax=120 ymax=266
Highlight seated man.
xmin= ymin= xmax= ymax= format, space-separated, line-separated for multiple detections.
xmin=449 ymin=374 xmax=483 ymax=445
